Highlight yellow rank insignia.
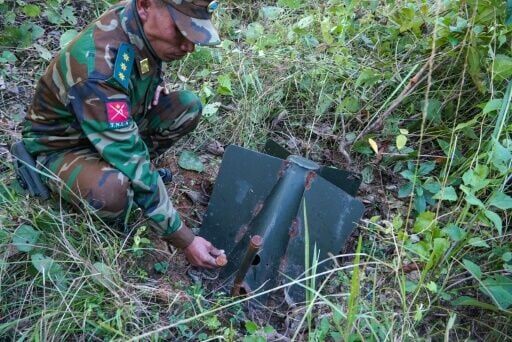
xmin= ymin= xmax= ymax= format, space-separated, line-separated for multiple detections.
xmin=113 ymin=43 xmax=134 ymax=90
xmin=140 ymin=58 xmax=150 ymax=75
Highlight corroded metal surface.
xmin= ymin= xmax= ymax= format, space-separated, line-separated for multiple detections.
xmin=200 ymin=143 xmax=364 ymax=304
xmin=232 ymin=235 xmax=263 ymax=296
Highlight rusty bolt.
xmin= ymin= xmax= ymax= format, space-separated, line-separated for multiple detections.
xmin=216 ymin=254 xmax=228 ymax=267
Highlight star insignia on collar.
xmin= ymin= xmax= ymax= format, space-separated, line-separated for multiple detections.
xmin=114 ymin=43 xmax=134 ymax=90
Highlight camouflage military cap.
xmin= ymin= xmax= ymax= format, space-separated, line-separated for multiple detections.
xmin=164 ymin=0 xmax=221 ymax=46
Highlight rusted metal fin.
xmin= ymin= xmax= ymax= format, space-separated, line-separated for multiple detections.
xmin=200 ymin=144 xmax=364 ymax=304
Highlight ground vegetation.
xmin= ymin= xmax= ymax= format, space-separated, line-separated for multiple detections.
xmin=0 ymin=0 xmax=511 ymax=340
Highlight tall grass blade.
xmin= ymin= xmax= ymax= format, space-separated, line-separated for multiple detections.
xmin=344 ymin=235 xmax=362 ymax=340
xmin=492 ymin=80 xmax=512 ymax=140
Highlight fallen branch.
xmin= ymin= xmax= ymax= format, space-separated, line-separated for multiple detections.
xmin=354 ymin=61 xmax=432 ymax=141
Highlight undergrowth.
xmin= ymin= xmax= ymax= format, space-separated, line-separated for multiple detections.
xmin=1 ymin=0 xmax=511 ymax=340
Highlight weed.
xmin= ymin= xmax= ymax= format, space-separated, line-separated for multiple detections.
xmin=1 ymin=0 xmax=511 ymax=340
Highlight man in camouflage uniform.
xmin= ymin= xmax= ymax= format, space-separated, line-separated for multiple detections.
xmin=21 ymin=0 xmax=223 ymax=268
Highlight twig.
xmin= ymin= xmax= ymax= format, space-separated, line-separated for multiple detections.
xmin=355 ymin=61 xmax=432 ymax=140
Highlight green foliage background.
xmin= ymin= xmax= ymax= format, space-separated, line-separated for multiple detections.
xmin=0 ymin=0 xmax=511 ymax=340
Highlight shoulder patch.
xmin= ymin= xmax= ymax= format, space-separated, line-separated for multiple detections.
xmin=106 ymin=101 xmax=131 ymax=129
xmin=113 ymin=43 xmax=134 ymax=90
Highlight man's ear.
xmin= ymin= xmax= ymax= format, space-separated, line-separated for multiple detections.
xmin=136 ymin=0 xmax=151 ymax=23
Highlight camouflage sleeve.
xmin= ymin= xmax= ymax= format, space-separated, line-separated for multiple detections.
xmin=68 ymin=79 xmax=193 ymax=245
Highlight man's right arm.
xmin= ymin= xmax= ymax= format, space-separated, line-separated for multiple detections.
xmin=68 ymin=79 xmax=195 ymax=248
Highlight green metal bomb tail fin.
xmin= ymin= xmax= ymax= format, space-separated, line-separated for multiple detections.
xmin=200 ymin=143 xmax=364 ymax=303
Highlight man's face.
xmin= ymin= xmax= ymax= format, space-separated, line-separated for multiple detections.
xmin=137 ymin=0 xmax=195 ymax=61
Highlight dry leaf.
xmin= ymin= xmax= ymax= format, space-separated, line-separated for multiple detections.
xmin=368 ymin=138 xmax=379 ymax=154
xmin=205 ymin=139 xmax=224 ymax=156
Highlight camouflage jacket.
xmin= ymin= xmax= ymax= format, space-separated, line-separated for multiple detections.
xmin=22 ymin=1 xmax=188 ymax=241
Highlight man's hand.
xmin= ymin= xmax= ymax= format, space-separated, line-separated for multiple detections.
xmin=183 ymin=236 xmax=223 ymax=269
xmin=148 ymin=84 xmax=170 ymax=109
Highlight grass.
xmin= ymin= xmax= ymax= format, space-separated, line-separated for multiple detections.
xmin=1 ymin=0 xmax=512 ymax=340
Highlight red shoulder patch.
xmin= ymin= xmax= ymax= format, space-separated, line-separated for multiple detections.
xmin=106 ymin=101 xmax=131 ymax=129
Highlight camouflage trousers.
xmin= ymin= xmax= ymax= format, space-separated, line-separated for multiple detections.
xmin=36 ymin=90 xmax=201 ymax=219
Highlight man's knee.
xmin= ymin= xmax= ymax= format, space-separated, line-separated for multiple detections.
xmin=147 ymin=90 xmax=202 ymax=132
xmin=88 ymin=172 xmax=130 ymax=218
xmin=178 ymin=90 xmax=202 ymax=119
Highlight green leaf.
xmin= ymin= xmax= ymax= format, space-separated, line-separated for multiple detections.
xmin=422 ymin=181 xmax=441 ymax=194
xmin=277 ymin=0 xmax=303 ymax=9
xmin=43 ymin=8 xmax=63 ymax=25
xmin=0 ymin=229 xmax=9 ymax=245
xmin=92 ymin=262 xmax=114 ymax=287
xmin=460 ymin=186 xmax=485 ymax=208
xmin=33 ymin=43 xmax=52 ymax=61
xmin=206 ymin=315 xmax=221 ymax=330
xmin=484 ymin=210 xmax=502 ymax=235
xmin=60 ymin=29 xmax=78 ymax=49
xmin=481 ymin=275 xmax=512 ymax=310
xmin=356 ymin=68 xmax=379 ymax=88
xmin=421 ymin=99 xmax=442 ymax=123
xmin=31 ymin=253 xmax=55 ymax=275
xmin=398 ymin=182 xmax=413 ymax=198
xmin=321 ymin=17 xmax=334 ymax=45
xmin=408 ymin=240 xmax=430 ymax=259
xmin=31 ymin=253 xmax=68 ymax=290
xmin=202 ymin=102 xmax=221 ymax=121
xmin=507 ymin=0 xmax=512 ymax=25
xmin=449 ymin=17 xmax=468 ymax=32
xmin=463 ymin=259 xmax=482 ymax=279
xmin=466 ymin=167 xmax=487 ymax=185
xmin=259 ymin=6 xmax=284 ymax=20
xmin=29 ymin=24 xmax=45 ymax=41
xmin=454 ymin=118 xmax=477 ymax=131
xmin=154 ymin=261 xmax=169 ymax=274
xmin=418 ymin=161 xmax=436 ymax=176
xmin=12 ymin=224 xmax=40 ymax=252
xmin=245 ymin=321 xmax=258 ymax=334
xmin=217 ymin=74 xmax=233 ymax=96
xmin=405 ymin=279 xmax=417 ymax=293
xmin=4 ymin=11 xmax=16 ymax=25
xmin=428 ymin=238 xmax=449 ymax=268
xmin=492 ymin=81 xmax=512 ymax=141
xmin=490 ymin=138 xmax=512 ymax=173
xmin=483 ymin=99 xmax=503 ymax=114
xmin=295 ymin=15 xmax=314 ymax=30
xmin=467 ymin=46 xmax=484 ymax=92
xmin=468 ymin=237 xmax=490 ymax=248
xmin=426 ymin=281 xmax=437 ymax=293
xmin=341 ymin=96 xmax=360 ymax=113
xmin=22 ymin=4 xmax=40 ymax=17
xmin=0 ymin=51 xmax=17 ymax=64
xmin=489 ymin=192 xmax=512 ymax=210
xmin=442 ymin=224 xmax=466 ymax=242
xmin=453 ymin=296 xmax=500 ymax=312
xmin=245 ymin=22 xmax=264 ymax=43
xmin=396 ymin=134 xmax=407 ymax=150
xmin=178 ymin=151 xmax=204 ymax=172
xmin=492 ymin=54 xmax=512 ymax=81
xmin=263 ymin=325 xmax=275 ymax=334
xmin=413 ymin=211 xmax=436 ymax=233
xmin=502 ymin=252 xmax=512 ymax=263
xmin=432 ymin=186 xmax=458 ymax=201
xmin=400 ymin=169 xmax=416 ymax=182
xmin=361 ymin=165 xmax=373 ymax=184
xmin=61 ymin=6 xmax=77 ymax=25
